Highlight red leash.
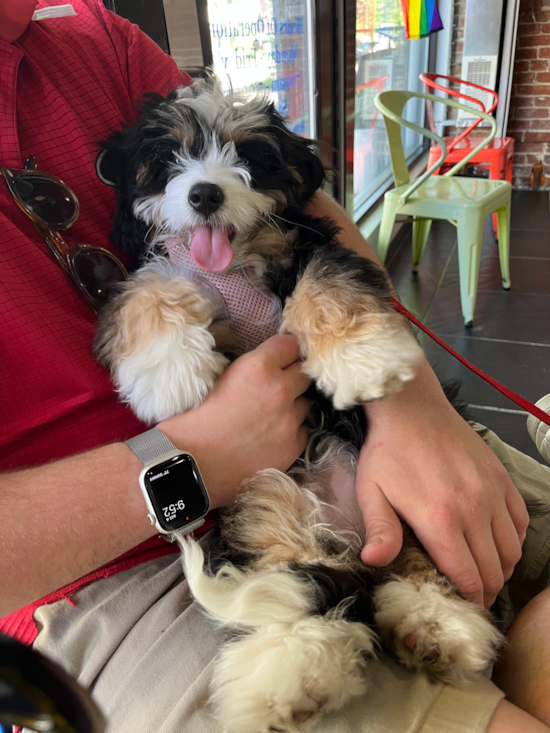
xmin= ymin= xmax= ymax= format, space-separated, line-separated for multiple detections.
xmin=391 ymin=298 xmax=550 ymax=428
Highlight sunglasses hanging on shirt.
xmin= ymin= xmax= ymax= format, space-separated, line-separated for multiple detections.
xmin=1 ymin=156 xmax=128 ymax=315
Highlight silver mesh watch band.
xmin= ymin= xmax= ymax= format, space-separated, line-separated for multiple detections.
xmin=125 ymin=427 xmax=179 ymax=464
xmin=125 ymin=428 xmax=206 ymax=539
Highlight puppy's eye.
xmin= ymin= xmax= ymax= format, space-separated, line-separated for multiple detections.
xmin=258 ymin=151 xmax=282 ymax=169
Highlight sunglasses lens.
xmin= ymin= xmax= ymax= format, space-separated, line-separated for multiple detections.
xmin=73 ymin=250 xmax=127 ymax=304
xmin=14 ymin=174 xmax=77 ymax=229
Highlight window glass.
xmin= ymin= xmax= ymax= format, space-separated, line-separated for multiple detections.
xmin=354 ymin=0 xmax=429 ymax=218
xmin=207 ymin=0 xmax=315 ymax=138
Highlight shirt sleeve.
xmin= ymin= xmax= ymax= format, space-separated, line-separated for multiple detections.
xmin=92 ymin=0 xmax=192 ymax=104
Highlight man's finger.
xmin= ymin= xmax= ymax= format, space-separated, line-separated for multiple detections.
xmin=359 ymin=480 xmax=403 ymax=567
xmin=492 ymin=513 xmax=523 ymax=583
xmin=257 ymin=334 xmax=302 ymax=367
xmin=464 ymin=529 xmax=505 ymax=608
xmin=419 ymin=531 xmax=484 ymax=606
xmin=284 ymin=361 xmax=313 ymax=398
xmin=505 ymin=486 xmax=529 ymax=544
xmin=294 ymin=396 xmax=313 ymax=425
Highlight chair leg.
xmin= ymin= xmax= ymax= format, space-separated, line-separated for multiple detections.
xmin=490 ymin=157 xmax=503 ymax=240
xmin=505 ymin=153 xmax=513 ymax=184
xmin=496 ymin=201 xmax=511 ymax=290
xmin=412 ymin=217 xmax=432 ymax=272
xmin=377 ymin=200 xmax=398 ymax=264
xmin=456 ymin=211 xmax=485 ymax=328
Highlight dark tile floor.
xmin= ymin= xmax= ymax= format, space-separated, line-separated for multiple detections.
xmin=385 ymin=190 xmax=550 ymax=463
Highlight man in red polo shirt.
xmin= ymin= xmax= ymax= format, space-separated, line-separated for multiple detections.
xmin=1 ymin=2 xmax=550 ymax=732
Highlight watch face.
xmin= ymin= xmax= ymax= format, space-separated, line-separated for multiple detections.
xmin=143 ymin=454 xmax=210 ymax=532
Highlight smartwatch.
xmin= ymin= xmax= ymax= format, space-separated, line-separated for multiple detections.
xmin=125 ymin=428 xmax=210 ymax=540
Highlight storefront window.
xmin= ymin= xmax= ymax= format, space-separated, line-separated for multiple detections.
xmin=207 ymin=0 xmax=315 ymax=138
xmin=355 ymin=0 xmax=429 ymax=218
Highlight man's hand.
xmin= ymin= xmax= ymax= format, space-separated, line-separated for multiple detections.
xmin=159 ymin=334 xmax=311 ymax=509
xmin=358 ymin=361 xmax=529 ymax=608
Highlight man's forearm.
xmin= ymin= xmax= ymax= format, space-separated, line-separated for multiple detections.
xmin=0 ymin=442 xmax=154 ymax=616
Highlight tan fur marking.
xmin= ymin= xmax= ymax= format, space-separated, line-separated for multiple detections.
xmin=208 ymin=322 xmax=237 ymax=354
xmin=219 ymin=468 xmax=365 ymax=574
xmin=281 ymin=264 xmax=396 ymax=361
xmin=233 ymin=222 xmax=293 ymax=262
xmin=95 ymin=274 xmax=218 ymax=369
xmin=385 ymin=526 xmax=451 ymax=593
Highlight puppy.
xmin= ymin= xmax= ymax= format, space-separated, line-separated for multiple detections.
xmin=95 ymin=78 xmax=502 ymax=733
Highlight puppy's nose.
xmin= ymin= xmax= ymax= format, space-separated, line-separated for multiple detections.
xmin=188 ymin=183 xmax=225 ymax=216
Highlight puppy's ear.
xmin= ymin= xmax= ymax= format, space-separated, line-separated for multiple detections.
xmin=267 ymin=106 xmax=326 ymax=205
xmin=98 ymin=135 xmax=150 ymax=257
xmin=99 ymin=93 xmax=168 ymax=258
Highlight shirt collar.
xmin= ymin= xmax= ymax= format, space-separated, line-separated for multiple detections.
xmin=0 ymin=0 xmax=38 ymax=43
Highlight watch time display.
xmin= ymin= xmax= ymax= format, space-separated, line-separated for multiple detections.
xmin=143 ymin=454 xmax=209 ymax=532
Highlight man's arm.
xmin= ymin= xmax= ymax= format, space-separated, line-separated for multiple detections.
xmin=0 ymin=335 xmax=310 ymax=616
xmin=303 ymin=190 xmax=529 ymax=607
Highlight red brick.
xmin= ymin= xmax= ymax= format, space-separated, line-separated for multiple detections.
xmin=508 ymin=119 xmax=531 ymax=131
xmin=511 ymin=96 xmax=534 ymax=107
xmin=531 ymin=119 xmax=550 ymax=129
xmin=530 ymin=59 xmax=549 ymax=70
xmin=538 ymin=47 xmax=550 ymax=58
xmin=519 ymin=34 xmax=550 ymax=47
xmin=515 ymin=48 xmax=539 ymax=60
xmin=521 ymin=21 xmax=545 ymax=35
xmin=514 ymin=71 xmax=537 ymax=83
xmin=536 ymin=72 xmax=550 ymax=82
xmin=515 ymin=107 xmax=549 ymax=119
xmin=516 ymin=141 xmax=548 ymax=152
xmin=534 ymin=96 xmax=550 ymax=105
xmin=514 ymin=153 xmax=540 ymax=165
xmin=516 ymin=84 xmax=550 ymax=95
xmin=514 ymin=60 xmax=531 ymax=73
xmin=520 ymin=7 xmax=550 ymax=23
xmin=523 ymin=131 xmax=550 ymax=142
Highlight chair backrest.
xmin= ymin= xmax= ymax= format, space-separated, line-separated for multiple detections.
xmin=374 ymin=89 xmax=497 ymax=204
xmin=420 ymin=73 xmax=498 ymax=154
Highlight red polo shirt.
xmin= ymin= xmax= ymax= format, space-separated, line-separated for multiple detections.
xmin=0 ymin=0 xmax=193 ymax=643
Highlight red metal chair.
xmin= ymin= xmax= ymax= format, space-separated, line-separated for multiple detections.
xmin=419 ymin=73 xmax=514 ymax=237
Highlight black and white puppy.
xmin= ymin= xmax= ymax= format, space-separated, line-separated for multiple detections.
xmin=95 ymin=78 xmax=502 ymax=733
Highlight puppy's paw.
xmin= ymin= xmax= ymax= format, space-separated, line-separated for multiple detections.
xmin=95 ymin=270 xmax=228 ymax=423
xmin=374 ymin=579 xmax=503 ymax=684
xmin=280 ymin=266 xmax=423 ymax=410
xmin=212 ymin=616 xmax=376 ymax=733
xmin=302 ymin=324 xmax=423 ymax=410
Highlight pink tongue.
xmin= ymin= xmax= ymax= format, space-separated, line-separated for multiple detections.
xmin=190 ymin=227 xmax=233 ymax=271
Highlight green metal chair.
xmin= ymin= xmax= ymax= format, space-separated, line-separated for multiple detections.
xmin=374 ymin=90 xmax=511 ymax=327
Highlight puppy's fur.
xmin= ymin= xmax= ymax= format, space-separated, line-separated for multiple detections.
xmin=95 ymin=79 xmax=503 ymax=733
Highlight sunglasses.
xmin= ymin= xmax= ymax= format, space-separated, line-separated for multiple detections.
xmin=1 ymin=157 xmax=127 ymax=315
xmin=0 ymin=633 xmax=105 ymax=733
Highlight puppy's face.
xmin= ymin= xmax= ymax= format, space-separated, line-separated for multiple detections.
xmin=104 ymin=79 xmax=325 ymax=270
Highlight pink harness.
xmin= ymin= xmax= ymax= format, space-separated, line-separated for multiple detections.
xmin=165 ymin=237 xmax=283 ymax=355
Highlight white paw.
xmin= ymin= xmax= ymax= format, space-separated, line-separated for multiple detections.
xmin=211 ymin=616 xmax=376 ymax=733
xmin=302 ymin=326 xmax=423 ymax=410
xmin=115 ymin=327 xmax=228 ymax=423
xmin=374 ymin=579 xmax=503 ymax=683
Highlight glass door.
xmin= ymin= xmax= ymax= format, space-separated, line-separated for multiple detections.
xmin=354 ymin=0 xmax=429 ymax=220
xmin=206 ymin=0 xmax=317 ymax=138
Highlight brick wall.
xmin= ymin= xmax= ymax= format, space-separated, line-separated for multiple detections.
xmin=442 ymin=0 xmax=466 ymax=130
xmin=450 ymin=0 xmax=466 ymax=80
xmin=443 ymin=0 xmax=550 ymax=189
xmin=507 ymin=0 xmax=550 ymax=189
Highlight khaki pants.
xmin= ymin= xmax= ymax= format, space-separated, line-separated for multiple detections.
xmin=33 ymin=428 xmax=550 ymax=733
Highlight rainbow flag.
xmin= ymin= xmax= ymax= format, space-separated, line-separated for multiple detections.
xmin=400 ymin=0 xmax=443 ymax=40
